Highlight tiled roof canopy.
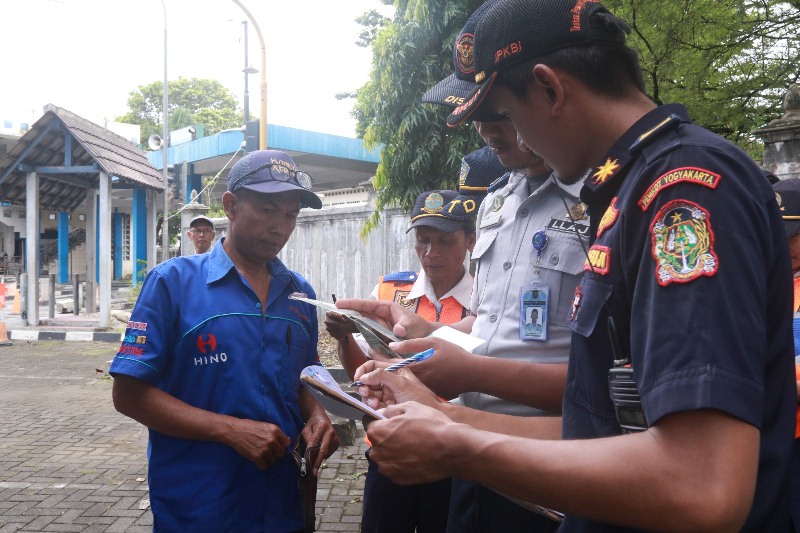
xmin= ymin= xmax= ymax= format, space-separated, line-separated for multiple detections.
xmin=0 ymin=104 xmax=163 ymax=212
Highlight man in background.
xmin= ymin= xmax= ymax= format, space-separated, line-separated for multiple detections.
xmin=187 ymin=215 xmax=215 ymax=254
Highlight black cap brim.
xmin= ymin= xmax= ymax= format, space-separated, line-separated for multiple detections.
xmin=406 ymin=215 xmax=464 ymax=234
xmin=237 ymin=181 xmax=322 ymax=210
xmin=446 ymin=72 xmax=498 ymax=127
xmin=422 ymin=73 xmax=478 ymax=106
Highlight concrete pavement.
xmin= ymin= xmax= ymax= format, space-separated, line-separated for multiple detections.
xmin=0 ymin=340 xmax=368 ymax=532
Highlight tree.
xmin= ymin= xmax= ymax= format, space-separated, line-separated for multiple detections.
xmin=117 ymin=77 xmax=242 ymax=140
xmin=352 ymin=0 xmax=800 ymax=231
xmin=351 ymin=0 xmax=485 ymax=234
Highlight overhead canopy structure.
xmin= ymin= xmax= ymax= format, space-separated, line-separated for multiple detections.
xmin=0 ymin=104 xmax=164 ymax=328
xmin=0 ymin=103 xmax=163 ymax=210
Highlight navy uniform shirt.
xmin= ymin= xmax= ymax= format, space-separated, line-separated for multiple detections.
xmin=563 ymin=104 xmax=794 ymax=532
xmin=110 ymin=239 xmax=319 ymax=532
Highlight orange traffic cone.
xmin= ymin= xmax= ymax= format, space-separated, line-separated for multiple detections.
xmin=0 ymin=320 xmax=11 ymax=346
xmin=0 ymin=283 xmax=11 ymax=346
xmin=11 ymin=287 xmax=20 ymax=315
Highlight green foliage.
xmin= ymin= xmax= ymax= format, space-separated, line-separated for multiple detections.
xmin=353 ymin=0 xmax=485 ymax=236
xmin=604 ymin=0 xmax=800 ymax=157
xmin=353 ymin=0 xmax=800 ymax=233
xmin=117 ymin=77 xmax=242 ymax=140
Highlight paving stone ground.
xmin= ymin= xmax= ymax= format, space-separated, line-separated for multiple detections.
xmin=0 ymin=340 xmax=368 ymax=532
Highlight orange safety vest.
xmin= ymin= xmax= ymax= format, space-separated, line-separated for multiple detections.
xmin=376 ymin=271 xmax=469 ymax=325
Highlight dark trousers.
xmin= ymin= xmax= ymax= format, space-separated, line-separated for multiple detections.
xmin=792 ymin=438 xmax=800 ymax=533
xmin=361 ymin=451 xmax=451 ymax=533
xmin=446 ymin=479 xmax=560 ymax=533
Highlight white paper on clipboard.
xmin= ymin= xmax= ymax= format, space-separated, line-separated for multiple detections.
xmin=300 ymin=365 xmax=386 ymax=421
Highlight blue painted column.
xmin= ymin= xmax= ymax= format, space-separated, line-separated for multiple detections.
xmin=187 ymin=173 xmax=203 ymax=203
xmin=132 ymin=189 xmax=148 ymax=287
xmin=113 ymin=210 xmax=123 ymax=280
xmin=57 ymin=212 xmax=69 ymax=283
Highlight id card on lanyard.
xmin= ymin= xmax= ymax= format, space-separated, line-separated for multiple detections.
xmin=519 ymin=230 xmax=550 ymax=341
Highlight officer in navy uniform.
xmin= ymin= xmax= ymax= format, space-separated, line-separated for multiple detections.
xmin=326 ymin=189 xmax=477 ymax=533
xmin=344 ymin=1 xmax=794 ymax=531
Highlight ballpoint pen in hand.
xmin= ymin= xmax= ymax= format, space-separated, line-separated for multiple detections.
xmin=351 ymin=348 xmax=435 ymax=387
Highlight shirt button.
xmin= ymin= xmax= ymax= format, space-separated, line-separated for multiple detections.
xmin=550 ymin=255 xmax=559 ymax=266
xmin=519 ymin=209 xmax=528 ymax=217
xmin=255 ymin=302 xmax=262 ymax=309
xmin=503 ymin=261 xmax=512 ymax=270
xmin=489 ymin=314 xmax=497 ymax=322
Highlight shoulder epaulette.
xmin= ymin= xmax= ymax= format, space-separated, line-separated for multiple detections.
xmin=487 ymin=172 xmax=512 ymax=193
xmin=382 ymin=271 xmax=418 ymax=283
xmin=629 ymin=114 xmax=682 ymax=155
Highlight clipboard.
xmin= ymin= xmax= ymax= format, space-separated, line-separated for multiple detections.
xmin=300 ymin=365 xmax=386 ymax=421
xmin=290 ymin=293 xmax=404 ymax=358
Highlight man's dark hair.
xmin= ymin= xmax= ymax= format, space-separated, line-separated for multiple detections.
xmin=462 ymin=218 xmax=476 ymax=236
xmin=495 ymin=13 xmax=645 ymax=100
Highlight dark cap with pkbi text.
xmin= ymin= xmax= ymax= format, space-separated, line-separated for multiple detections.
xmin=447 ymin=0 xmax=626 ymax=127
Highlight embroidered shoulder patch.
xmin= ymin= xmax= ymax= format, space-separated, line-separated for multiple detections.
xmin=393 ymin=290 xmax=415 ymax=309
xmin=596 ymin=197 xmax=619 ymax=238
xmin=592 ymin=158 xmax=620 ymax=185
xmin=650 ymin=199 xmax=718 ymax=286
xmin=583 ymin=244 xmax=610 ymax=275
xmin=638 ymin=167 xmax=721 ymax=210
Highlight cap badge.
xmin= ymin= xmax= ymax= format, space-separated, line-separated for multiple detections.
xmin=459 ymin=160 xmax=470 ymax=187
xmin=776 ymin=192 xmax=783 ymax=210
xmin=455 ymin=33 xmax=475 ymax=74
xmin=592 ymin=158 xmax=620 ymax=185
xmin=422 ymin=192 xmax=445 ymax=213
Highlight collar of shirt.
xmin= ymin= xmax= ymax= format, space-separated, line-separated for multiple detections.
xmin=583 ymin=103 xmax=690 ymax=199
xmin=407 ymin=268 xmax=472 ymax=311
xmin=205 ymin=237 xmax=294 ymax=306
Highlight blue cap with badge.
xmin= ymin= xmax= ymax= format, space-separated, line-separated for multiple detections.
xmin=227 ymin=150 xmax=322 ymax=209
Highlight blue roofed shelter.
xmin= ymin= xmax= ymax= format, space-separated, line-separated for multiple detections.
xmin=0 ymin=104 xmax=164 ymax=327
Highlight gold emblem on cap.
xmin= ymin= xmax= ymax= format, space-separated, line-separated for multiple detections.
xmin=456 ymin=33 xmax=475 ymax=74
xmin=422 ymin=192 xmax=445 ymax=213
xmin=568 ymin=202 xmax=589 ymax=221
xmin=459 ymin=160 xmax=470 ymax=187
xmin=475 ymin=71 xmax=486 ymax=83
xmin=776 ymin=192 xmax=783 ymax=210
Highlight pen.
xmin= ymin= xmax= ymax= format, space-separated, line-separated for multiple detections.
xmin=331 ymin=294 xmax=337 ymax=304
xmin=351 ymin=348 xmax=435 ymax=387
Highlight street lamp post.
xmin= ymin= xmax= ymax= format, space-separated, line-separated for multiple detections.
xmin=241 ymin=21 xmax=258 ymax=123
xmin=232 ymin=0 xmax=267 ymax=149
xmin=160 ymin=0 xmax=169 ymax=261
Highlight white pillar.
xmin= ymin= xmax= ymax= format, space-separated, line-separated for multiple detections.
xmin=25 ymin=172 xmax=39 ymax=326
xmin=85 ymin=188 xmax=97 ymax=314
xmin=98 ymin=173 xmax=112 ymax=328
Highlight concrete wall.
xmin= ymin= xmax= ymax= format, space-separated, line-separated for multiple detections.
xmin=212 ymin=202 xmax=419 ymax=304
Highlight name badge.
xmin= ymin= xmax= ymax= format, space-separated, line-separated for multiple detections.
xmin=519 ymin=285 xmax=549 ymax=341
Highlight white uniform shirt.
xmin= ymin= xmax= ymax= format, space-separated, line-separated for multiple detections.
xmin=465 ymin=170 xmax=589 ymax=416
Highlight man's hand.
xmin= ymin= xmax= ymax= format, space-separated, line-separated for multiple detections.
xmin=367 ymin=401 xmax=460 ymax=484
xmin=336 ymin=298 xmax=434 ymax=339
xmin=354 ymin=364 xmax=443 ymax=410
xmin=383 ymin=337 xmax=477 ymax=399
xmin=323 ymin=312 xmax=358 ymax=341
xmin=301 ymin=414 xmax=340 ymax=476
xmin=222 ymin=419 xmax=292 ymax=470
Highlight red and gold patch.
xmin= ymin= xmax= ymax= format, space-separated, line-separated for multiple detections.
xmin=583 ymin=244 xmax=610 ymax=275
xmin=596 ymin=197 xmax=619 ymax=238
xmin=455 ymin=33 xmax=475 ymax=75
xmin=650 ymin=199 xmax=718 ymax=286
xmin=638 ymin=167 xmax=721 ymax=210
xmin=394 ymin=290 xmax=415 ymax=310
xmin=592 ymin=158 xmax=620 ymax=185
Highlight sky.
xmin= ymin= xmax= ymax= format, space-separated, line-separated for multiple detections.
xmin=1 ymin=0 xmax=391 ymax=138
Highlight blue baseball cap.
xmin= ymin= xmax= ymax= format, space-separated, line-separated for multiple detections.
xmin=227 ymin=150 xmax=322 ymax=209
